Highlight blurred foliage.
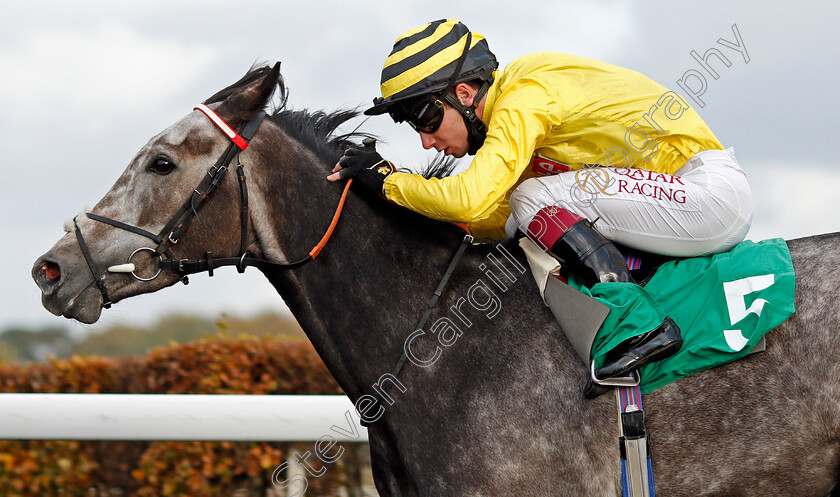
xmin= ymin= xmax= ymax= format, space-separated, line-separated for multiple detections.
xmin=0 ymin=326 xmax=75 ymax=362
xmin=0 ymin=334 xmax=350 ymax=496
xmin=0 ymin=312 xmax=306 ymax=362
xmin=0 ymin=342 xmax=20 ymax=364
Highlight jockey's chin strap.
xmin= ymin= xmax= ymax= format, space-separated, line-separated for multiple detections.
xmin=75 ymin=103 xmax=352 ymax=308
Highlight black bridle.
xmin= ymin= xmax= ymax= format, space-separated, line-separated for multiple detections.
xmin=73 ymin=104 xmax=324 ymax=309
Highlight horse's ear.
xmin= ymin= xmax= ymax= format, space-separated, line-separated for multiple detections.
xmin=206 ymin=62 xmax=282 ymax=125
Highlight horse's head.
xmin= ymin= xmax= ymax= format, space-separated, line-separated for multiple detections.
xmin=32 ymin=64 xmax=282 ymax=323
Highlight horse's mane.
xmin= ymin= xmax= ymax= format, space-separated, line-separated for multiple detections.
xmin=271 ymin=108 xmax=363 ymax=165
xmin=206 ymin=64 xmax=457 ymax=179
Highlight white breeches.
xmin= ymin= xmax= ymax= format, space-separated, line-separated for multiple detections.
xmin=505 ymin=148 xmax=754 ymax=257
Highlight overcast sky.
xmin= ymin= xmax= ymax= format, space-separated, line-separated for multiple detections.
xmin=2 ymin=0 xmax=838 ymax=333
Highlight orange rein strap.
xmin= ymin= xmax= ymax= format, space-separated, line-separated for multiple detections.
xmin=309 ymin=179 xmax=353 ymax=259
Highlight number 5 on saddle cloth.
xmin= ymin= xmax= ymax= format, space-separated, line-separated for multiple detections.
xmin=518 ymin=236 xmax=794 ymax=391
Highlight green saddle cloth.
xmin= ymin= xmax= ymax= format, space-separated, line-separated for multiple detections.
xmin=570 ymin=238 xmax=796 ymax=393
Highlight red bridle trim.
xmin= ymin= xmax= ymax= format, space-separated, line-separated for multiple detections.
xmin=194 ymin=103 xmax=250 ymax=150
xmin=193 ymin=102 xmax=351 ymax=261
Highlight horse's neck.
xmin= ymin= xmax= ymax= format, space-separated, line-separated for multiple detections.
xmin=249 ymin=136 xmax=463 ymax=399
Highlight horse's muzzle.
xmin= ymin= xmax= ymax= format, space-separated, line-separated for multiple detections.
xmin=32 ymin=249 xmax=104 ymax=324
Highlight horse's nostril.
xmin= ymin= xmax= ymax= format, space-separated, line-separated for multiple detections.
xmin=42 ymin=261 xmax=61 ymax=282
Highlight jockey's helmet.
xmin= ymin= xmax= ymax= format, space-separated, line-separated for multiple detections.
xmin=365 ymin=19 xmax=498 ymax=154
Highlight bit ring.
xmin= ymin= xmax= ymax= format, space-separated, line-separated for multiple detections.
xmin=128 ymin=247 xmax=163 ymax=281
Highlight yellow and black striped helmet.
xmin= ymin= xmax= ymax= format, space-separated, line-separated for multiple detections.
xmin=365 ymin=19 xmax=497 ymax=116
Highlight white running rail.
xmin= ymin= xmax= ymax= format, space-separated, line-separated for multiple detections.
xmin=0 ymin=394 xmax=368 ymax=441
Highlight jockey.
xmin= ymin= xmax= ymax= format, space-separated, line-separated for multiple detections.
xmin=328 ymin=19 xmax=754 ymax=396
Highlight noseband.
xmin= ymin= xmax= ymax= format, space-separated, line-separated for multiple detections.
xmin=73 ymin=104 xmax=351 ymax=309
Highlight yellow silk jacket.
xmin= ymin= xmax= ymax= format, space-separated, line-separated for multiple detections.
xmin=382 ymin=52 xmax=723 ymax=240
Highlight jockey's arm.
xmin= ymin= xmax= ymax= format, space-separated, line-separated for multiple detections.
xmin=382 ymin=78 xmax=563 ymax=224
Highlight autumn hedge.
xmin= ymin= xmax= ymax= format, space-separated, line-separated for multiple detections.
xmin=0 ymin=335 xmax=353 ymax=497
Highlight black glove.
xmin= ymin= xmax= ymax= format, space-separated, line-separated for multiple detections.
xmin=337 ymin=139 xmax=395 ymax=193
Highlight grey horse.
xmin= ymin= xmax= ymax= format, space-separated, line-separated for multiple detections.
xmin=32 ymin=64 xmax=840 ymax=496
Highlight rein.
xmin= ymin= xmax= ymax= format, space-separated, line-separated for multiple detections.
xmin=74 ymin=104 xmax=352 ymax=308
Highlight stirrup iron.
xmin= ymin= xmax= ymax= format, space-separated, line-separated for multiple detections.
xmin=590 ymin=362 xmax=640 ymax=387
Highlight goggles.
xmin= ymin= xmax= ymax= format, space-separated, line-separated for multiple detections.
xmin=390 ymin=95 xmax=445 ymax=134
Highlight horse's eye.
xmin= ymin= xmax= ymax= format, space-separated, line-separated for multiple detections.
xmin=150 ymin=158 xmax=175 ymax=175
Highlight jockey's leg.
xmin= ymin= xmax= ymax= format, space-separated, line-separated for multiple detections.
xmin=505 ymin=148 xmax=752 ymax=394
xmin=517 ymin=204 xmax=683 ymax=392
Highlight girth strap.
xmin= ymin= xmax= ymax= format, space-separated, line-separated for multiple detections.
xmin=390 ymin=234 xmax=472 ymax=379
xmin=360 ymin=233 xmax=473 ymax=427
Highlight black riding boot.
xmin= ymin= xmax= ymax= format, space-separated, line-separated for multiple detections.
xmin=547 ymin=219 xmax=683 ymax=398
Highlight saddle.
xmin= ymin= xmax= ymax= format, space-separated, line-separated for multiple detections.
xmin=519 ymin=237 xmax=782 ymax=391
